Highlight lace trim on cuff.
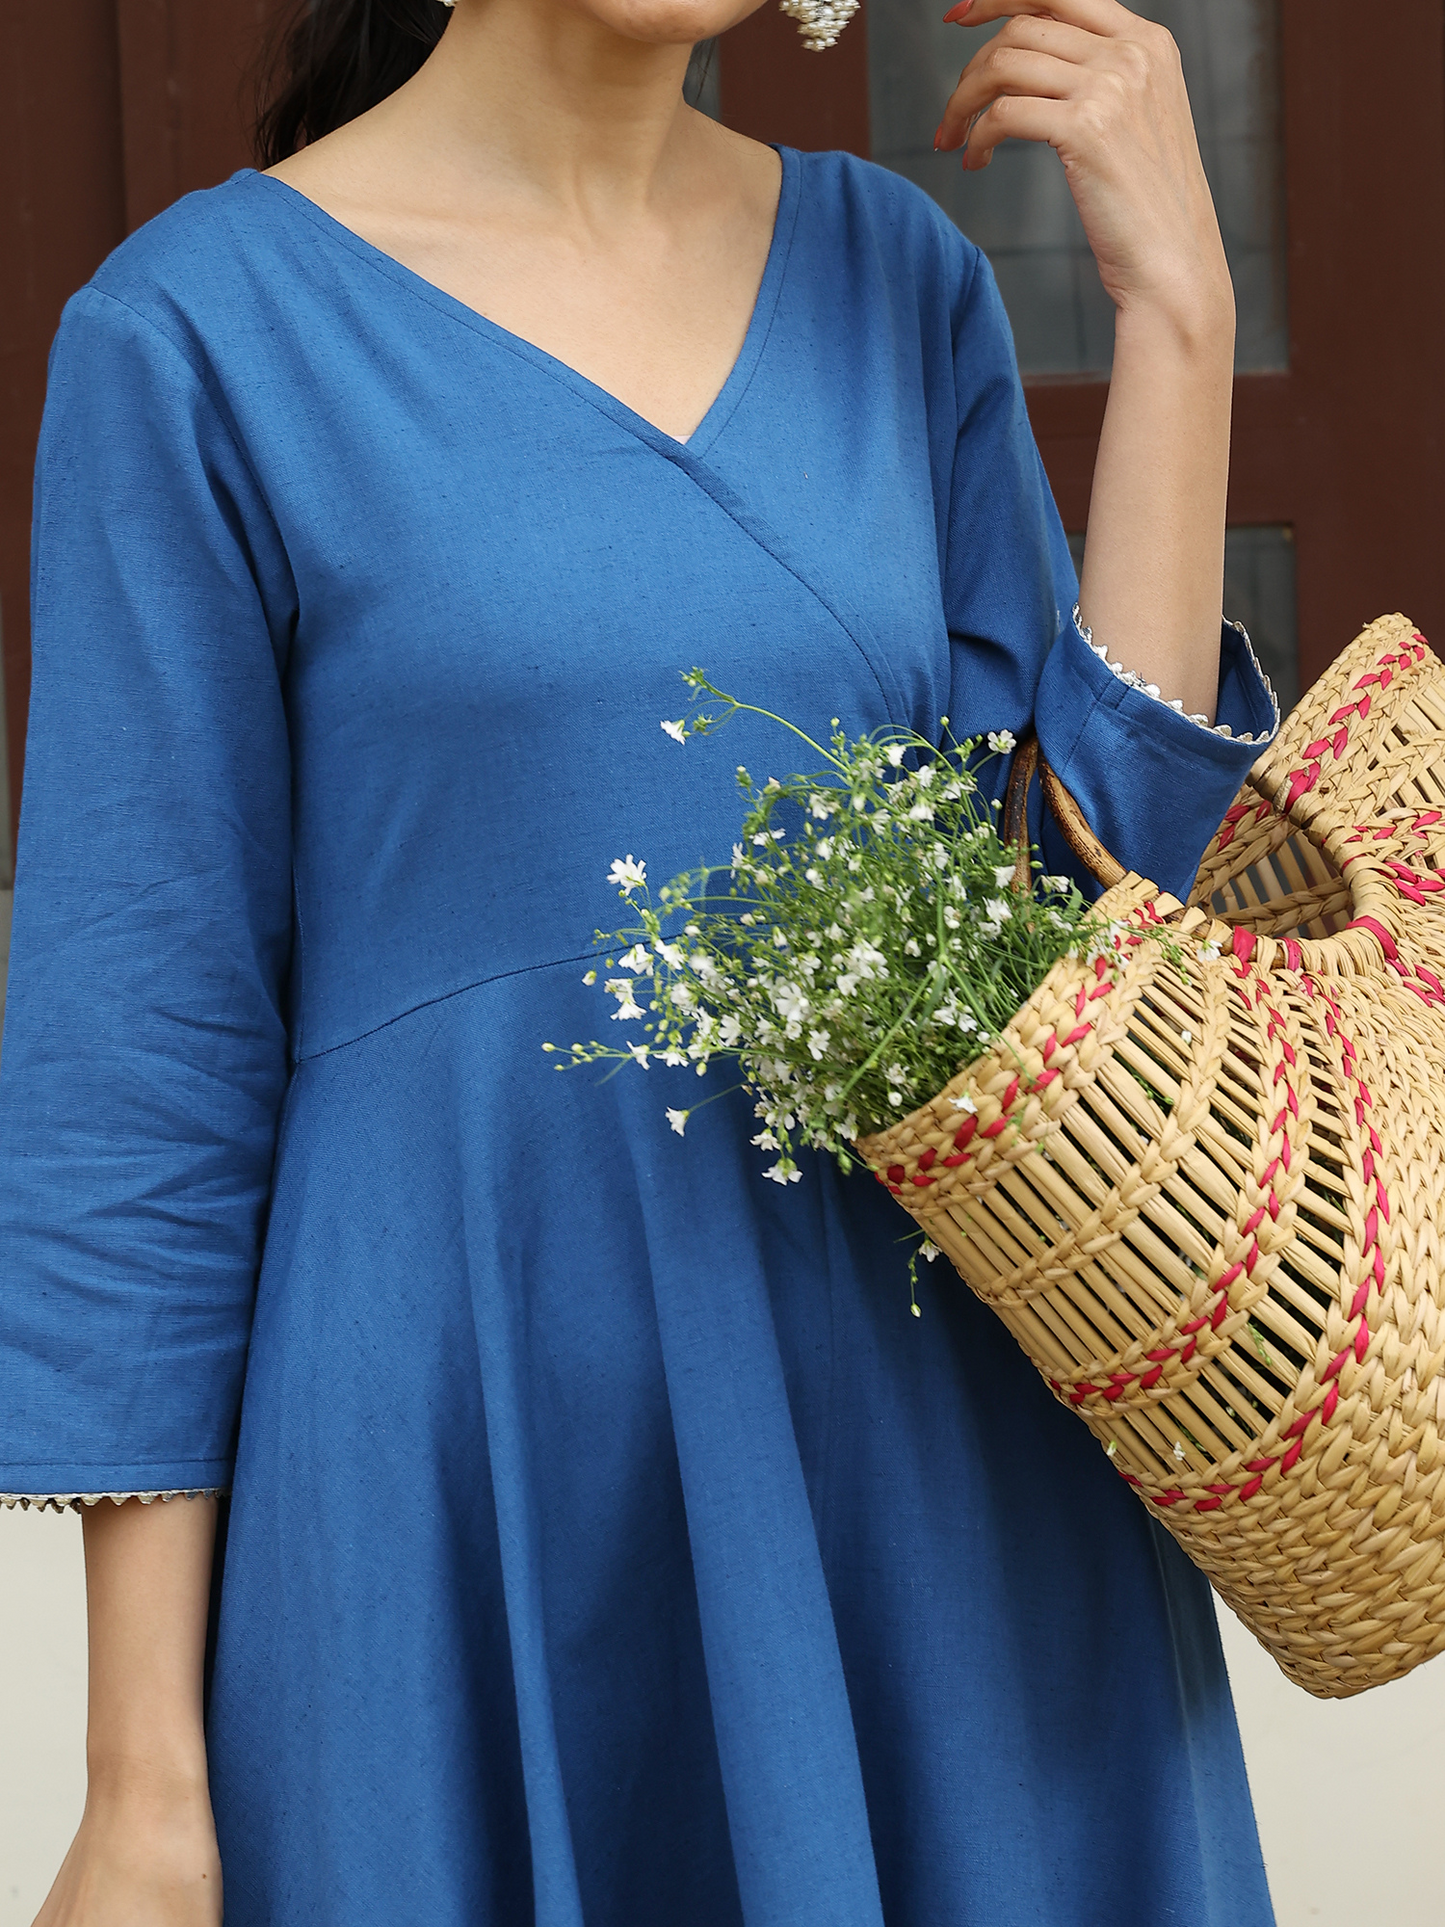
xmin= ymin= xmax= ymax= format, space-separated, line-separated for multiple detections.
xmin=1074 ymin=607 xmax=1280 ymax=744
xmin=2 ymin=1488 xmax=225 ymax=1515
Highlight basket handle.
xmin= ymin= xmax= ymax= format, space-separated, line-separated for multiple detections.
xmin=1002 ymin=732 xmax=1128 ymax=893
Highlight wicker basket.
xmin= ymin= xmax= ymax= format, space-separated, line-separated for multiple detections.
xmin=857 ymin=615 xmax=1445 ymax=1698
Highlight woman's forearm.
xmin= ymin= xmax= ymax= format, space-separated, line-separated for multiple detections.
xmin=32 ymin=1497 xmax=222 ymax=1923
xmin=82 ymin=1494 xmax=217 ymax=1802
xmin=1077 ymin=291 xmax=1236 ymax=723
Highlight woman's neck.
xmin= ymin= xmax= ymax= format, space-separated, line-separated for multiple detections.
xmin=304 ymin=0 xmax=722 ymax=228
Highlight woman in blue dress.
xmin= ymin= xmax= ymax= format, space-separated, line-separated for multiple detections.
xmin=4 ymin=0 xmax=1281 ymax=1920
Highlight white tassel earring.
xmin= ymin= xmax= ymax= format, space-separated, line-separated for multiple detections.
xmin=778 ymin=0 xmax=858 ymax=51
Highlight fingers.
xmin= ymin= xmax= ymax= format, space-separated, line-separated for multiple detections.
xmin=945 ymin=0 xmax=1143 ymax=37
xmin=935 ymin=47 xmax=1077 ymax=151
xmin=948 ymin=93 xmax=1070 ymax=171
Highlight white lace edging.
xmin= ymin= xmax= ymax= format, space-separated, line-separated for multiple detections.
xmin=1075 ymin=607 xmax=1280 ymax=744
xmin=2 ymin=1489 xmax=225 ymax=1515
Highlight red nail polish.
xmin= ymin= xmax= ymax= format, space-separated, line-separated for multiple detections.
xmin=942 ymin=0 xmax=973 ymax=21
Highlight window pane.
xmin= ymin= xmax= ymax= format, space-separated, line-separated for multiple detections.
xmin=867 ymin=0 xmax=1288 ymax=375
xmin=1223 ymin=525 xmax=1299 ymax=716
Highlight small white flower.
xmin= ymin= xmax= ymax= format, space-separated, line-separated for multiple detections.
xmin=984 ymin=897 xmax=1012 ymax=925
xmin=608 ymin=855 xmax=647 ymax=893
xmin=992 ymin=865 xmax=1018 ymax=890
xmin=763 ymin=1161 xmax=802 ymax=1185
xmin=915 ymin=765 xmax=936 ymax=789
xmin=987 ymin=729 xmax=1017 ymax=755
xmin=773 ymin=983 xmax=811 ymax=1026
xmin=731 ymin=843 xmax=746 ymax=871
xmin=807 ymin=1028 xmax=831 ymax=1061
xmin=654 ymin=940 xmax=685 ymax=969
xmin=662 ymin=1048 xmax=688 ymax=1067
xmin=719 ymin=1014 xmax=742 ymax=1047
xmin=751 ymin=1128 xmax=780 ymax=1150
xmin=805 ymin=867 xmax=824 ymax=886
xmin=846 ymin=940 xmax=887 ymax=979
xmin=815 ymin=838 xmax=835 ymax=860
xmin=610 ymin=997 xmax=645 ymax=1022
xmin=1179 ymin=1028 xmax=1193 ymax=1045
xmin=920 ymin=1241 xmax=941 ymax=1263
xmin=903 ymin=938 xmax=921 ymax=957
xmin=1041 ymin=875 xmax=1072 ymax=895
xmin=835 ymin=971 xmax=861 ymax=998
xmin=751 ymin=833 xmax=771 ymax=849
xmin=1106 ymin=1439 xmax=1118 ymax=1459
xmin=887 ymin=1091 xmax=904 ymax=1105
xmin=885 ymin=744 xmax=907 ymax=768
xmin=605 ymin=977 xmax=635 ymax=1002
xmin=942 ymin=905 xmax=961 ymax=930
xmin=907 ymin=801 xmax=935 ymax=822
xmin=950 ymin=1094 xmax=977 ymax=1114
xmin=1173 ymin=1440 xmax=1187 ymax=1462
xmin=628 ymin=1043 xmax=651 ymax=1068
xmin=661 ymin=719 xmax=687 ymax=744
xmin=618 ymin=944 xmax=652 ymax=973
xmin=582 ymin=969 xmax=598 ymax=985
xmin=772 ymin=928 xmax=789 ymax=950
xmin=884 ymin=1063 xmax=908 ymax=1086
xmin=665 ymin=1107 xmax=689 ymax=1136
xmin=809 ymin=792 xmax=838 ymax=820
xmin=1198 ymin=942 xmax=1222 ymax=964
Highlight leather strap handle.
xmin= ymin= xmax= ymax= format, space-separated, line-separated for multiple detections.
xmin=1003 ymin=732 xmax=1128 ymax=893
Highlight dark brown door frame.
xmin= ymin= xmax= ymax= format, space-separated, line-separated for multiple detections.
xmin=722 ymin=0 xmax=1445 ymax=685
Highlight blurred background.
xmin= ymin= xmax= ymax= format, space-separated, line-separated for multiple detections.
xmin=3 ymin=3 xmax=1445 ymax=1921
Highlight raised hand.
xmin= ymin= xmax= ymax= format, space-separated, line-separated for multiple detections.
xmin=935 ymin=0 xmax=1231 ymax=333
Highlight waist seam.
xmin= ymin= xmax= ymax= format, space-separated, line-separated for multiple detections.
xmin=292 ymin=946 xmax=603 ymax=1066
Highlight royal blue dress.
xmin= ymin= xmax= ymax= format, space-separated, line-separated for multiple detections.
xmin=0 ymin=149 xmax=1279 ymax=1925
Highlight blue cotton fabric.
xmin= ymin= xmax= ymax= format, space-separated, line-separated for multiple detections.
xmin=1 ymin=149 xmax=1277 ymax=1925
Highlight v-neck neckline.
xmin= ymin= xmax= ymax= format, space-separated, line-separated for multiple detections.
xmin=238 ymin=148 xmax=800 ymax=461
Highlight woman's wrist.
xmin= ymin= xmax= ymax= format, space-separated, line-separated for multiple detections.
xmin=85 ymin=1742 xmax=211 ymax=1816
xmin=1112 ymin=278 xmax=1235 ymax=367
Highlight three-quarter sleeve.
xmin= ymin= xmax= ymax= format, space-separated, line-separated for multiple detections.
xmin=941 ymin=247 xmax=1278 ymax=902
xmin=0 ymin=287 xmax=295 ymax=1506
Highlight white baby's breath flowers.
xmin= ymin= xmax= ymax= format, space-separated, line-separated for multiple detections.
xmin=552 ymin=671 xmax=1108 ymax=1188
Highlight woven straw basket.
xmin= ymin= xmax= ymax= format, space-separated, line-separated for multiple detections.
xmin=858 ymin=615 xmax=1445 ymax=1697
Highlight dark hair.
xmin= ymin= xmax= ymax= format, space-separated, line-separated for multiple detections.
xmin=254 ymin=0 xmax=455 ymax=167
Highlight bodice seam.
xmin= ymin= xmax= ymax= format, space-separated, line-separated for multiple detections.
xmin=294 ymin=947 xmax=605 ymax=1066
